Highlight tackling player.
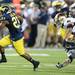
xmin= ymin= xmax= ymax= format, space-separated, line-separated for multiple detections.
xmin=0 ymin=6 xmax=40 ymax=71
xmin=56 ymin=17 xmax=75 ymax=69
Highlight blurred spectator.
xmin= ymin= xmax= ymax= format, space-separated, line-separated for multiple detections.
xmin=26 ymin=2 xmax=40 ymax=47
xmin=34 ymin=6 xmax=49 ymax=48
xmin=64 ymin=0 xmax=74 ymax=6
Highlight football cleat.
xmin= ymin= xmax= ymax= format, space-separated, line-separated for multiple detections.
xmin=33 ymin=61 xmax=40 ymax=71
xmin=56 ymin=62 xmax=63 ymax=69
xmin=0 ymin=58 xmax=7 ymax=63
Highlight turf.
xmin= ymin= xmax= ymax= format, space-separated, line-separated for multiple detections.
xmin=0 ymin=48 xmax=75 ymax=75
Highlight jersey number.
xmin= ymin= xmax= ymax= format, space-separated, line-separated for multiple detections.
xmin=12 ymin=16 xmax=20 ymax=28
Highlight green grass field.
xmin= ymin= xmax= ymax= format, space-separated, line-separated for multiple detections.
xmin=0 ymin=48 xmax=75 ymax=75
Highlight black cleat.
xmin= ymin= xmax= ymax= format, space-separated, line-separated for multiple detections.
xmin=56 ymin=62 xmax=63 ymax=69
xmin=0 ymin=58 xmax=7 ymax=63
xmin=33 ymin=61 xmax=40 ymax=71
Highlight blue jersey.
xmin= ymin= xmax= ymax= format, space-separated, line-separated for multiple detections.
xmin=51 ymin=11 xmax=59 ymax=19
xmin=3 ymin=11 xmax=23 ymax=41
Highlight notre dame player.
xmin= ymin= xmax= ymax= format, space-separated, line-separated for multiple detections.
xmin=0 ymin=6 xmax=40 ymax=71
xmin=56 ymin=17 xmax=75 ymax=69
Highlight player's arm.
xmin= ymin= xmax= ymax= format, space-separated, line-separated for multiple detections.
xmin=0 ymin=20 xmax=9 ymax=32
xmin=0 ymin=21 xmax=6 ymax=30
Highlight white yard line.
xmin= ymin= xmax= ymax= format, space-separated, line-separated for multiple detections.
xmin=5 ymin=48 xmax=64 ymax=51
xmin=0 ymin=64 xmax=54 ymax=69
xmin=4 ymin=53 xmax=49 ymax=56
xmin=0 ymin=63 xmax=75 ymax=69
xmin=0 ymin=65 xmax=16 ymax=68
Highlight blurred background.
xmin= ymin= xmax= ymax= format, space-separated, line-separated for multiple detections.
xmin=0 ymin=0 xmax=75 ymax=48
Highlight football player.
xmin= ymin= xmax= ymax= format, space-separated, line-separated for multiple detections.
xmin=47 ymin=0 xmax=69 ymax=47
xmin=56 ymin=17 xmax=75 ymax=69
xmin=55 ymin=13 xmax=68 ymax=41
xmin=0 ymin=6 xmax=40 ymax=71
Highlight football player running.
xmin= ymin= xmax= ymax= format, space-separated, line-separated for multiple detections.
xmin=0 ymin=6 xmax=40 ymax=71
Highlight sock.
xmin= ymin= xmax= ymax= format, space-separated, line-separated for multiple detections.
xmin=1 ymin=52 xmax=6 ymax=60
xmin=21 ymin=53 xmax=36 ymax=64
xmin=0 ymin=47 xmax=6 ymax=60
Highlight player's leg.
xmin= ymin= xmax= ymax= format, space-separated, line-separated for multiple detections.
xmin=0 ymin=46 xmax=7 ymax=63
xmin=56 ymin=57 xmax=73 ymax=69
xmin=0 ymin=35 xmax=12 ymax=63
xmin=56 ymin=50 xmax=74 ymax=69
xmin=13 ymin=38 xmax=40 ymax=71
xmin=21 ymin=52 xmax=40 ymax=71
xmin=56 ymin=40 xmax=75 ymax=68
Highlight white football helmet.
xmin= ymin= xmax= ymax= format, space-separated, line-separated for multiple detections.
xmin=64 ymin=17 xmax=75 ymax=28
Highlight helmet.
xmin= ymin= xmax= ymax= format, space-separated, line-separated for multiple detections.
xmin=52 ymin=1 xmax=62 ymax=11
xmin=64 ymin=18 xmax=75 ymax=28
xmin=2 ymin=5 xmax=10 ymax=13
xmin=52 ymin=1 xmax=62 ymax=7
xmin=55 ymin=13 xmax=66 ymax=24
xmin=59 ymin=15 xmax=66 ymax=24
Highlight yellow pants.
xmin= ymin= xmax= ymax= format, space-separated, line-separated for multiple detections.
xmin=0 ymin=35 xmax=25 ymax=55
xmin=57 ymin=28 xmax=67 ymax=39
xmin=48 ymin=23 xmax=57 ymax=36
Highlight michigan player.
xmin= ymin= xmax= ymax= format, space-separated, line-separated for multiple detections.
xmin=47 ymin=0 xmax=69 ymax=47
xmin=55 ymin=13 xmax=68 ymax=41
xmin=46 ymin=1 xmax=62 ymax=47
xmin=56 ymin=17 xmax=75 ymax=69
xmin=52 ymin=0 xmax=69 ymax=39
xmin=0 ymin=6 xmax=40 ymax=71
